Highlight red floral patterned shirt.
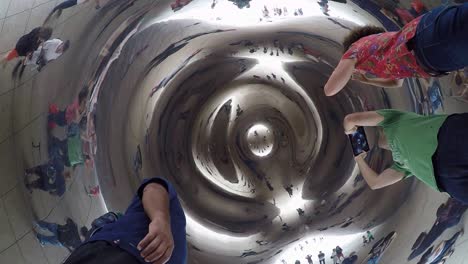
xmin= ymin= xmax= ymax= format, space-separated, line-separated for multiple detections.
xmin=342 ymin=17 xmax=430 ymax=79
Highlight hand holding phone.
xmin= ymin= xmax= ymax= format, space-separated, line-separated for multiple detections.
xmin=348 ymin=126 xmax=370 ymax=156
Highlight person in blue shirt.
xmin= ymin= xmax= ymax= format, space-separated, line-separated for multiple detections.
xmin=64 ymin=177 xmax=187 ymax=264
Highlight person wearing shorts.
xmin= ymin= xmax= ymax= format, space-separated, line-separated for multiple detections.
xmin=324 ymin=4 xmax=468 ymax=96
xmin=344 ymin=109 xmax=468 ymax=204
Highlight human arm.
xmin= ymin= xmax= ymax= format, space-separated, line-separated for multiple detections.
xmin=355 ymin=153 xmax=405 ymax=190
xmin=343 ymin=111 xmax=384 ymax=134
xmin=137 ymin=181 xmax=174 ymax=264
xmin=324 ymin=58 xmax=356 ymax=96
xmin=74 ymin=108 xmax=85 ymax=123
xmin=353 ymin=73 xmax=403 ymax=88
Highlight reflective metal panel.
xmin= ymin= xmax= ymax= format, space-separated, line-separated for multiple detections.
xmin=1 ymin=0 xmax=467 ymax=264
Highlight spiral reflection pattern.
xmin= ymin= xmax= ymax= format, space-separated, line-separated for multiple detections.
xmin=47 ymin=0 xmax=418 ymax=263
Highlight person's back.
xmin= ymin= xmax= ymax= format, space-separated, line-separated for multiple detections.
xmin=67 ymin=131 xmax=84 ymax=166
xmin=336 ymin=246 xmax=342 ymax=254
xmin=41 ymin=39 xmax=65 ymax=61
xmin=15 ymin=27 xmax=42 ymax=56
xmin=342 ymin=18 xmax=429 ymax=79
xmin=16 ymin=27 xmax=53 ymax=56
xmin=376 ymin=109 xmax=448 ymax=190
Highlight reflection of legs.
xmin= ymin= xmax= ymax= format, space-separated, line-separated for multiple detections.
xmin=445 ymin=231 xmax=462 ymax=248
xmin=25 ymin=165 xmax=46 ymax=176
xmin=431 ymin=231 xmax=462 ymax=263
xmin=36 ymin=221 xmax=61 ymax=247
xmin=37 ymin=233 xmax=62 ymax=247
xmin=25 ymin=167 xmax=49 ymax=192
xmin=53 ymin=0 xmax=79 ymax=12
xmin=45 ymin=0 xmax=78 ymax=24
xmin=36 ymin=221 xmax=58 ymax=234
xmin=409 ymin=222 xmax=446 ymax=259
xmin=28 ymin=178 xmax=47 ymax=191
xmin=48 ymin=136 xmax=67 ymax=158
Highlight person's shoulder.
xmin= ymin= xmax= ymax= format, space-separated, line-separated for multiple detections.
xmin=44 ymin=39 xmax=63 ymax=47
xmin=375 ymin=109 xmax=414 ymax=121
xmin=138 ymin=177 xmax=178 ymax=200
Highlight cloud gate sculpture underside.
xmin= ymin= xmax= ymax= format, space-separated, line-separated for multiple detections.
xmin=5 ymin=0 xmax=457 ymax=263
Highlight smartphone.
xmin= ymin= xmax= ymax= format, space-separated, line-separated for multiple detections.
xmin=348 ymin=126 xmax=370 ymax=156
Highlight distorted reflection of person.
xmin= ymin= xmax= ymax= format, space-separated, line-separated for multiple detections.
xmin=416 ymin=230 xmax=463 ymax=264
xmin=48 ymin=125 xmax=86 ymax=168
xmin=24 ymin=157 xmax=71 ymax=197
xmin=324 ymin=4 xmax=468 ymax=96
xmin=1 ymin=27 xmax=52 ymax=68
xmin=48 ymin=88 xmax=88 ymax=129
xmin=362 ymin=235 xmax=368 ymax=246
xmin=366 ymin=231 xmax=375 ymax=242
xmin=409 ymin=198 xmax=468 ymax=260
xmin=331 ymin=248 xmax=341 ymax=264
xmin=318 ymin=251 xmax=326 ymax=264
xmin=45 ymin=0 xmax=101 ymax=24
xmin=228 ymin=0 xmax=251 ymax=9
xmin=342 ymin=254 xmax=358 ymax=264
xmin=34 ymin=218 xmax=84 ymax=252
xmin=63 ymin=178 xmax=186 ymax=264
xmin=25 ymin=39 xmax=71 ymax=71
xmin=335 ymin=246 xmax=344 ymax=260
xmin=394 ymin=0 xmax=428 ymax=25
xmin=344 ymin=110 xmax=468 ymax=205
xmin=170 ymin=0 xmax=193 ymax=11
xmin=317 ymin=0 xmax=347 ymax=16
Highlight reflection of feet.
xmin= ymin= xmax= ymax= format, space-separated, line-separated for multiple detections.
xmin=35 ymin=234 xmax=45 ymax=247
xmin=448 ymin=249 xmax=454 ymax=257
xmin=33 ymin=221 xmax=46 ymax=232
xmin=95 ymin=4 xmax=101 ymax=9
xmin=24 ymin=174 xmax=32 ymax=193
xmin=460 ymin=228 xmax=464 ymax=237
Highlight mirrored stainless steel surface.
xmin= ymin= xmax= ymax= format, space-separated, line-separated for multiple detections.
xmin=1 ymin=0 xmax=467 ymax=264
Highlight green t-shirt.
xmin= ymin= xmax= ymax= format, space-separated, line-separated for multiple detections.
xmin=67 ymin=134 xmax=84 ymax=166
xmin=376 ymin=109 xmax=448 ymax=191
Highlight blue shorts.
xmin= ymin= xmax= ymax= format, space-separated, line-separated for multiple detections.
xmin=413 ymin=3 xmax=468 ymax=73
xmin=433 ymin=113 xmax=468 ymax=204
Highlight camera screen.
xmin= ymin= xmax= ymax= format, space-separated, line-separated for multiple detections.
xmin=348 ymin=126 xmax=370 ymax=156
